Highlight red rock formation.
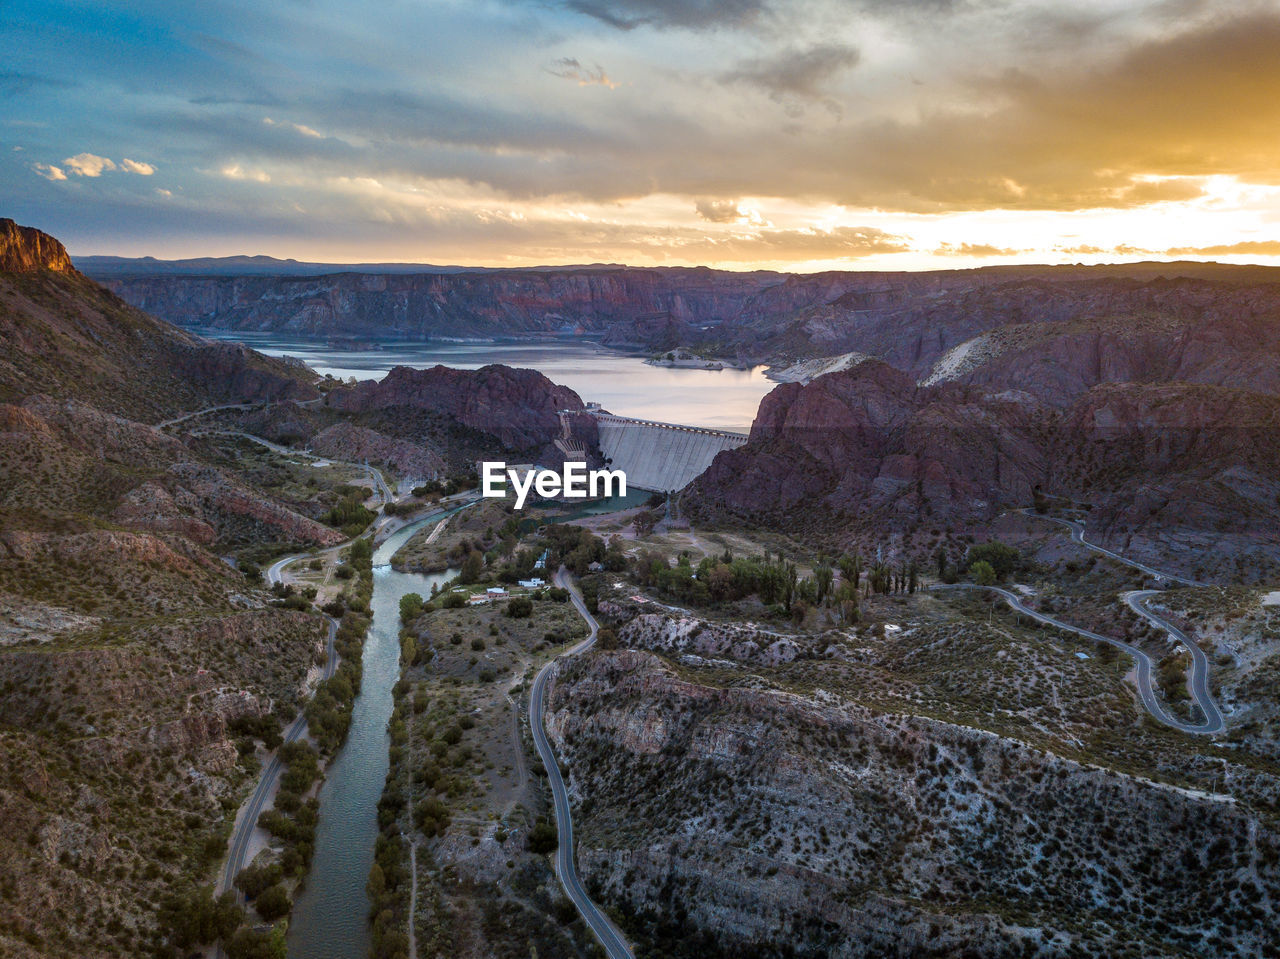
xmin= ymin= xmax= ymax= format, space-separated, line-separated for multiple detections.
xmin=686 ymin=363 xmax=1280 ymax=580
xmin=0 ymin=218 xmax=75 ymax=273
xmin=326 ymin=363 xmax=596 ymax=452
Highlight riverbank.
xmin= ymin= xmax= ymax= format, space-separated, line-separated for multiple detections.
xmin=369 ymin=576 xmax=600 ymax=958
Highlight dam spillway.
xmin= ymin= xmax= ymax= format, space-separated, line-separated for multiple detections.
xmin=579 ymin=412 xmax=749 ymax=492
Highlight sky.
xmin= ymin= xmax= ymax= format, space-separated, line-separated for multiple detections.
xmin=4 ymin=0 xmax=1280 ymax=270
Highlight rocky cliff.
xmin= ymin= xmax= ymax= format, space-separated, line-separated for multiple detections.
xmin=0 ymin=218 xmax=76 ymax=273
xmin=548 ymin=647 xmax=1280 ymax=958
xmin=95 ymin=266 xmax=787 ymax=342
xmin=93 ymin=259 xmax=1280 ymax=367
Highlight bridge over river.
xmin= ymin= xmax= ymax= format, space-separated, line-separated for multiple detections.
xmin=558 ymin=409 xmax=749 ymax=492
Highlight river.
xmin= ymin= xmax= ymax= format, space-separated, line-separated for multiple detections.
xmin=287 ymin=513 xmax=460 ymax=959
xmin=197 ymin=331 xmax=773 ymax=433
xmin=285 ymin=490 xmax=639 ymax=957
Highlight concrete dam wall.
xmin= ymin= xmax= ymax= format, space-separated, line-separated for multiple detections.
xmin=590 ymin=413 xmax=748 ymax=492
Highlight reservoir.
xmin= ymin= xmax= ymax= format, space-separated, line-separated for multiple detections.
xmin=196 ymin=332 xmax=773 ymax=433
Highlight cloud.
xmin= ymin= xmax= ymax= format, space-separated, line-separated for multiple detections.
xmin=120 ymin=158 xmax=156 ymax=175
xmin=719 ymin=225 xmax=910 ymax=258
xmin=721 ymin=43 xmax=859 ymax=102
xmin=1165 ymin=240 xmax=1280 ymax=257
xmin=32 ymin=162 xmax=66 ymax=181
xmin=545 ymin=58 xmax=619 ymax=88
xmin=63 ymin=153 xmax=116 ymax=177
xmin=933 ymin=242 xmax=1023 ymax=257
xmin=562 ymin=0 xmax=767 ymax=31
xmin=263 ymin=117 xmax=323 ymax=138
xmin=219 ymin=163 xmax=271 ymax=183
xmin=695 ymin=198 xmax=745 ymax=222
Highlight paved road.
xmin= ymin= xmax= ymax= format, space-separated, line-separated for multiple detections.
xmin=155 ymin=402 xmax=260 ymax=429
xmin=216 ymin=614 xmax=338 ymax=898
xmin=527 ymin=569 xmax=634 ymax=959
xmin=934 ymin=583 xmax=1221 ymax=734
xmin=199 ymin=429 xmax=393 ymax=511
xmin=1126 ymin=589 xmax=1225 ymax=733
xmin=1020 ymin=509 xmax=1222 ymax=732
xmin=1020 ymin=509 xmax=1203 ymax=587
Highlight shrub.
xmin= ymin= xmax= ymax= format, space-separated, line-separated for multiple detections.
xmin=527 ymin=819 xmax=558 ymax=854
xmin=504 ymin=597 xmax=533 ymax=619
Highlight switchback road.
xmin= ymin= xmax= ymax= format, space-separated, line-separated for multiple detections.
xmin=934 ymin=583 xmax=1222 ymax=734
xmin=935 ymin=509 xmax=1225 ymax=734
xmin=528 ymin=569 xmax=635 ymax=959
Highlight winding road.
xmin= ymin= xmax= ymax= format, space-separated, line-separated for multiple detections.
xmin=154 ymin=402 xmax=261 ymax=430
xmin=935 ymin=510 xmax=1224 ymax=734
xmin=216 ymin=614 xmax=338 ymax=897
xmin=1020 ymin=509 xmax=1203 ymax=587
xmin=528 ymin=569 xmax=635 ymax=959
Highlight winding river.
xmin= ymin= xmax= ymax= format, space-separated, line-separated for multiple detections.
xmin=287 ymin=513 xmax=459 ymax=959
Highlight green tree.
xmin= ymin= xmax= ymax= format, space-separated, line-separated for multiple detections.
xmin=226 ymin=925 xmax=287 ymax=959
xmin=967 ymin=542 xmax=1020 ymax=578
xmin=970 ymin=560 xmax=997 ymax=586
xmin=254 ymin=884 xmax=292 ymax=922
xmin=158 ymin=886 xmax=243 ymax=951
xmin=461 ymin=550 xmax=484 ymax=584
xmin=399 ymin=592 xmax=424 ymax=623
xmin=528 ymin=819 xmax=558 ymax=854
xmin=814 ymin=564 xmax=834 ymax=604
xmin=505 ymin=596 xmax=533 ymax=618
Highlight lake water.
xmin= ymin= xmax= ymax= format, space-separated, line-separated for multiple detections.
xmin=200 ymin=331 xmax=774 ymax=433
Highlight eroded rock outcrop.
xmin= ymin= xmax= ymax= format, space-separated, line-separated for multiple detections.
xmin=0 ymin=218 xmax=76 ymax=273
xmin=326 ymin=363 xmax=596 ymax=452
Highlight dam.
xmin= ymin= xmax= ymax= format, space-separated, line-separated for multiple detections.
xmin=558 ymin=410 xmax=749 ymax=492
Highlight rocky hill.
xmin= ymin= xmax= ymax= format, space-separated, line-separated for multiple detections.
xmin=325 ymin=363 xmax=598 ymax=455
xmin=685 ymin=354 xmax=1280 ymax=581
xmin=0 ymin=220 xmax=318 ymax=423
xmin=548 ymin=642 xmax=1280 ymax=958
xmin=0 ymin=222 xmax=382 ymax=959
